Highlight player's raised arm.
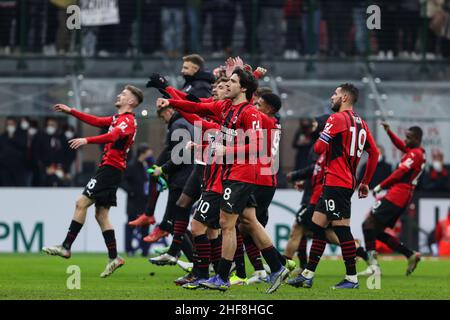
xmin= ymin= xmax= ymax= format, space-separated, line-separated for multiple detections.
xmin=382 ymin=121 xmax=409 ymax=153
xmin=159 ymin=97 xmax=221 ymax=118
xmin=54 ymin=104 xmax=113 ymax=128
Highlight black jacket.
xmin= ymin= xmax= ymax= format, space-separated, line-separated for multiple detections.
xmin=0 ymin=130 xmax=27 ymax=170
xmin=122 ymin=159 xmax=149 ymax=214
xmin=156 ymin=112 xmax=194 ymax=189
xmin=358 ymin=157 xmax=392 ymax=189
xmin=182 ymin=70 xmax=215 ymax=99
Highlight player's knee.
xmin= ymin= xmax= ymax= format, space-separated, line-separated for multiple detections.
xmin=191 ymin=220 xmax=205 ymax=237
xmin=75 ymin=197 xmax=88 ymax=211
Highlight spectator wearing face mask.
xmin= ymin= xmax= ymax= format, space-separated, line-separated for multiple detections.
xmin=27 ymin=120 xmax=41 ymax=186
xmin=33 ymin=117 xmax=66 ymax=186
xmin=61 ymin=124 xmax=78 ymax=183
xmin=0 ymin=117 xmax=27 ymax=186
xmin=424 ymin=149 xmax=449 ymax=191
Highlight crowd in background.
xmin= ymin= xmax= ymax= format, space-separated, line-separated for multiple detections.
xmin=0 ymin=116 xmax=77 ymax=187
xmin=1 ymin=115 xmax=448 ymax=193
xmin=1 ymin=1 xmax=450 ymax=59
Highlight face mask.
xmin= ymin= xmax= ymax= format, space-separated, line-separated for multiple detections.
xmin=7 ymin=125 xmax=16 ymax=135
xmin=20 ymin=121 xmax=29 ymax=130
xmin=29 ymin=128 xmax=37 ymax=136
xmin=46 ymin=126 xmax=56 ymax=135
xmin=433 ymin=161 xmax=443 ymax=172
xmin=65 ymin=131 xmax=74 ymax=140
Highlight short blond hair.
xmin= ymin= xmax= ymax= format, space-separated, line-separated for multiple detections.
xmin=125 ymin=85 xmax=144 ymax=106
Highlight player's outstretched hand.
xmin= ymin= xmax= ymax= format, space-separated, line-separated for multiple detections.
xmin=294 ymin=181 xmax=305 ymax=191
xmin=381 ymin=121 xmax=390 ymax=132
xmin=68 ymin=138 xmax=87 ymax=149
xmin=54 ymin=104 xmax=71 ymax=114
xmin=156 ymin=98 xmax=170 ymax=108
xmin=358 ymin=183 xmax=370 ymax=198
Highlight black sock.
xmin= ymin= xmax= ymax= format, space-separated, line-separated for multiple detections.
xmin=243 ymin=235 xmax=264 ymax=271
xmin=62 ymin=220 xmax=83 ymax=250
xmin=233 ymin=232 xmax=246 ymax=279
xmin=217 ymin=258 xmax=233 ymax=282
xmin=180 ymin=231 xmax=195 ymax=262
xmin=306 ymin=222 xmax=327 ymax=272
xmin=363 ymin=226 xmax=377 ymax=252
xmin=167 ymin=206 xmax=190 ymax=257
xmin=144 ymin=180 xmax=160 ymax=217
xmin=193 ymin=234 xmax=211 ymax=279
xmin=297 ymin=237 xmax=308 ymax=269
xmin=102 ymin=229 xmax=117 ymax=260
xmin=334 ymin=226 xmax=357 ymax=276
xmin=377 ymin=232 xmax=413 ymax=258
xmin=210 ymin=235 xmax=222 ymax=273
xmin=261 ymin=245 xmax=282 ymax=273
xmin=356 ymin=246 xmax=368 ymax=261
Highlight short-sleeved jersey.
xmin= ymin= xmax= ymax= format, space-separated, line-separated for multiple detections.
xmin=256 ymin=112 xmax=281 ymax=187
xmin=382 ymin=146 xmax=426 ymax=208
xmin=310 ymin=152 xmax=326 ymax=205
xmin=99 ymin=113 xmax=137 ymax=171
xmin=318 ymin=110 xmax=377 ymax=190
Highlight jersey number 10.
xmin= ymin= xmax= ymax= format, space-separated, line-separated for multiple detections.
xmin=349 ymin=126 xmax=367 ymax=158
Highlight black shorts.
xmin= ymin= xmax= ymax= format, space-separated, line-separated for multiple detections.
xmin=315 ymin=186 xmax=353 ymax=221
xmin=82 ymin=165 xmax=123 ymax=208
xmin=296 ymin=204 xmax=316 ymax=228
xmin=193 ymin=191 xmax=221 ymax=229
xmin=371 ymin=198 xmax=405 ymax=229
xmin=254 ymin=185 xmax=276 ymax=227
xmin=182 ymin=164 xmax=203 ymax=201
xmin=220 ymin=180 xmax=257 ymax=215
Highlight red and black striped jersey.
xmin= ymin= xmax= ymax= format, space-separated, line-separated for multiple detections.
xmin=314 ymin=110 xmax=378 ymax=190
xmin=71 ymin=109 xmax=136 ymax=171
xmin=256 ymin=112 xmax=281 ymax=187
xmin=380 ymin=129 xmax=426 ymax=208
xmin=168 ymin=99 xmax=262 ymax=184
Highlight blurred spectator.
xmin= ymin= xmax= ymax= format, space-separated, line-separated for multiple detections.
xmin=50 ymin=0 xmax=75 ymax=54
xmin=0 ymin=0 xmax=16 ymax=55
xmin=423 ymin=149 xmax=449 ymax=191
xmin=322 ymin=0 xmax=352 ymax=57
xmin=33 ymin=117 xmax=66 ymax=186
xmin=186 ymin=0 xmax=203 ymax=53
xmin=302 ymin=0 xmax=321 ymax=56
xmin=358 ymin=145 xmax=392 ymax=189
xmin=142 ymin=0 xmax=162 ymax=55
xmin=351 ymin=0 xmax=368 ymax=56
xmin=292 ymin=118 xmax=315 ymax=170
xmin=27 ymin=120 xmax=41 ymax=186
xmin=61 ymin=124 xmax=78 ymax=178
xmin=205 ymin=0 xmax=237 ymax=58
xmin=161 ymin=0 xmax=185 ymax=58
xmin=180 ymin=54 xmax=215 ymax=98
xmin=259 ymin=0 xmax=285 ymax=57
xmin=375 ymin=0 xmax=399 ymax=59
xmin=435 ymin=208 xmax=450 ymax=256
xmin=239 ymin=0 xmax=261 ymax=55
xmin=97 ymin=0 xmax=136 ymax=56
xmin=0 ymin=117 xmax=27 ymax=186
xmin=427 ymin=0 xmax=450 ymax=58
xmin=121 ymin=144 xmax=154 ymax=256
xmin=283 ymin=0 xmax=302 ymax=59
xmin=398 ymin=0 xmax=421 ymax=58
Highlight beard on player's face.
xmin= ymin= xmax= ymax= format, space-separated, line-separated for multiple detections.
xmin=331 ymin=97 xmax=342 ymax=112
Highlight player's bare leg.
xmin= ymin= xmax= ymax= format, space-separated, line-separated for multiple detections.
xmin=284 ymin=223 xmax=305 ymax=259
xmin=96 ymin=206 xmax=124 ymax=278
xmin=42 ymin=195 xmax=94 ymax=259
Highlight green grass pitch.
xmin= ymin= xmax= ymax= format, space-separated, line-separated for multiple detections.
xmin=1 ymin=253 xmax=449 ymax=300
